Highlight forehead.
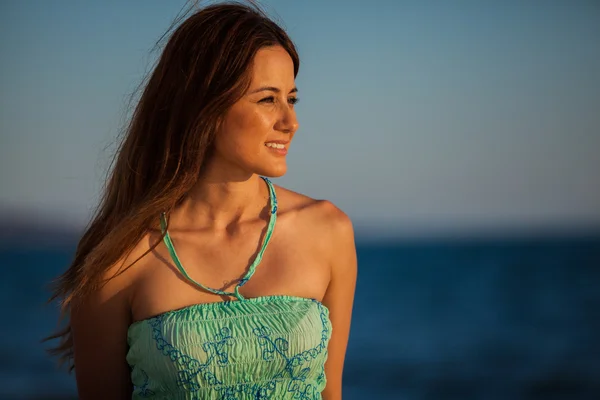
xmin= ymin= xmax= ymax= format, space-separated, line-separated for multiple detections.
xmin=248 ymin=46 xmax=295 ymax=88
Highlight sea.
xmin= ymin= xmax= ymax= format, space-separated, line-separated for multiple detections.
xmin=1 ymin=233 xmax=599 ymax=399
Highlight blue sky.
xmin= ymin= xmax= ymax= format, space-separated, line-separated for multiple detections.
xmin=1 ymin=0 xmax=599 ymax=236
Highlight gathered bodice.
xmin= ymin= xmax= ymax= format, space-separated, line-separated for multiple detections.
xmin=127 ymin=295 xmax=331 ymax=399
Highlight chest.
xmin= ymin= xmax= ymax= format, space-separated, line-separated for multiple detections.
xmin=131 ymin=221 xmax=330 ymax=323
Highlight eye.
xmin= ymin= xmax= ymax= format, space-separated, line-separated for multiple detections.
xmin=258 ymin=96 xmax=275 ymax=104
xmin=288 ymin=97 xmax=299 ymax=105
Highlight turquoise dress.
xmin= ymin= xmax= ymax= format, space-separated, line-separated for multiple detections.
xmin=126 ymin=177 xmax=333 ymax=399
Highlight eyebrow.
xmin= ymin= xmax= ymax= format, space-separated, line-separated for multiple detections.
xmin=249 ymin=86 xmax=298 ymax=94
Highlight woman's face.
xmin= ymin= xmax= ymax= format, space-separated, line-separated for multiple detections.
xmin=212 ymin=45 xmax=299 ymax=178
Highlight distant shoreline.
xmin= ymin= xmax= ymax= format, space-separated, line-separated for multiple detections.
xmin=3 ymin=211 xmax=600 ymax=249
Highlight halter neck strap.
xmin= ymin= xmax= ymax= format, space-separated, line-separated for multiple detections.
xmin=159 ymin=176 xmax=277 ymax=301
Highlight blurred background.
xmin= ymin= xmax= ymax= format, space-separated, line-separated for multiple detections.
xmin=1 ymin=0 xmax=599 ymax=399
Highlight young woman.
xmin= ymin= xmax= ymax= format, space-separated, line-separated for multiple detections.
xmin=48 ymin=2 xmax=357 ymax=399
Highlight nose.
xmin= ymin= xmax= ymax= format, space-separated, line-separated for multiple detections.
xmin=275 ymin=104 xmax=299 ymax=135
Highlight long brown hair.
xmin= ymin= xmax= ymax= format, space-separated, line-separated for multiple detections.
xmin=46 ymin=0 xmax=299 ymax=370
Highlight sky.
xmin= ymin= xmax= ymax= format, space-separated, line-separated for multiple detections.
xmin=1 ymin=0 xmax=599 ymax=237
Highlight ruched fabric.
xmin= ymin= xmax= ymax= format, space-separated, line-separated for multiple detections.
xmin=127 ymin=295 xmax=332 ymax=399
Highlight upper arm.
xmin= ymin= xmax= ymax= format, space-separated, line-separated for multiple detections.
xmin=320 ymin=202 xmax=357 ymax=400
xmin=71 ymin=259 xmax=136 ymax=399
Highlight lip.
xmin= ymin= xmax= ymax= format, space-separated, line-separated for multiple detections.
xmin=264 ymin=141 xmax=288 ymax=156
xmin=265 ymin=140 xmax=290 ymax=144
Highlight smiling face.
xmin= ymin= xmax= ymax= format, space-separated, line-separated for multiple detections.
xmin=210 ymin=45 xmax=299 ymax=178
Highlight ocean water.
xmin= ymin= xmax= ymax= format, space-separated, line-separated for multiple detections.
xmin=1 ymin=235 xmax=599 ymax=399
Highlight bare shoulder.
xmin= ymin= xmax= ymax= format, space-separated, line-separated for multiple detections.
xmin=273 ymin=184 xmax=354 ymax=249
xmin=71 ymin=230 xmax=157 ymax=339
xmin=81 ymin=232 xmax=154 ymax=307
xmin=71 ymin=232 xmax=156 ymax=399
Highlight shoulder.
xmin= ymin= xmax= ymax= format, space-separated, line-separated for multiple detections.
xmin=72 ymin=231 xmax=156 ymax=313
xmin=274 ymin=182 xmax=351 ymax=221
xmin=273 ymin=183 xmax=355 ymax=253
xmin=70 ymin=231 xmax=157 ymax=397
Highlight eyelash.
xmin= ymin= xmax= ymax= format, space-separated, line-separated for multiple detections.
xmin=259 ymin=96 xmax=299 ymax=105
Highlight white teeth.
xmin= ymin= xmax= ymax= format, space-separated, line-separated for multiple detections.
xmin=265 ymin=143 xmax=285 ymax=149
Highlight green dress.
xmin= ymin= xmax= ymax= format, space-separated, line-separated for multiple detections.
xmin=126 ymin=177 xmax=333 ymax=399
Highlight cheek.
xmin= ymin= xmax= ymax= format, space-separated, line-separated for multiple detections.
xmin=215 ymin=110 xmax=272 ymax=157
xmin=222 ymin=109 xmax=271 ymax=144
xmin=241 ymin=108 xmax=272 ymax=134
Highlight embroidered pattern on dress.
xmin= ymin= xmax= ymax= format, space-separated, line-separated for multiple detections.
xmin=135 ymin=369 xmax=155 ymax=397
xmin=149 ymin=318 xmax=233 ymax=392
xmin=253 ymin=301 xmax=330 ymax=399
xmin=147 ymin=300 xmax=330 ymax=399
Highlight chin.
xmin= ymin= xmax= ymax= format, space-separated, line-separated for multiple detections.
xmin=255 ymin=163 xmax=287 ymax=178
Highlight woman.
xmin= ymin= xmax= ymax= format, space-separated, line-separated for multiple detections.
xmin=48 ymin=2 xmax=357 ymax=399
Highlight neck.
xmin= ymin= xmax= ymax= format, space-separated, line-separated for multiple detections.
xmin=170 ymin=172 xmax=269 ymax=231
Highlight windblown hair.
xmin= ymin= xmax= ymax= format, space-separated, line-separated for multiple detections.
xmin=46 ymin=0 xmax=299 ymax=370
